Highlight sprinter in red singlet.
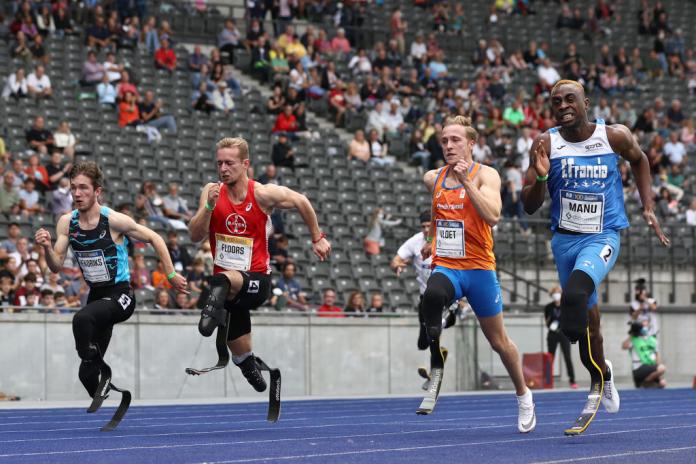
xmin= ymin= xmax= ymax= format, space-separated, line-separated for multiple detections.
xmin=189 ymin=137 xmax=331 ymax=392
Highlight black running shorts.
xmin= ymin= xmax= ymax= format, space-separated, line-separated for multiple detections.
xmin=224 ymin=271 xmax=272 ymax=341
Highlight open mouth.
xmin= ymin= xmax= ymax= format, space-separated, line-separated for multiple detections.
xmin=560 ymin=113 xmax=574 ymax=122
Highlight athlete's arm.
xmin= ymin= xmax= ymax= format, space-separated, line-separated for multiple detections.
xmin=608 ymin=124 xmax=670 ymax=246
xmin=521 ymin=133 xmax=550 ymax=215
xmin=255 ymin=183 xmax=331 ymax=261
xmin=108 ymin=210 xmax=189 ymax=293
xmin=35 ymin=213 xmax=70 ymax=273
xmin=455 ymin=162 xmax=502 ymax=227
xmin=390 ymin=255 xmax=410 ymax=276
xmin=189 ymin=183 xmax=219 ymax=243
xmin=421 ymin=170 xmax=438 ymax=259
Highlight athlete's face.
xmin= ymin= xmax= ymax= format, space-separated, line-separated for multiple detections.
xmin=216 ymin=147 xmax=249 ymax=185
xmin=440 ymin=125 xmax=475 ymax=165
xmin=70 ymin=174 xmax=101 ymax=212
xmin=550 ymin=84 xmax=589 ymax=128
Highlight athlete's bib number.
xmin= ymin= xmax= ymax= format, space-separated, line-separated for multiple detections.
xmin=559 ymin=190 xmax=605 ymax=233
xmin=214 ymin=233 xmax=253 ymax=271
xmin=435 ymin=220 xmax=465 ymax=258
xmin=74 ymin=250 xmax=110 ymax=283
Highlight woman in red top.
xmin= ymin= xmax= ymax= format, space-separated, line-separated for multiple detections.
xmin=188 ymin=137 xmax=330 ymax=392
xmin=118 ymin=91 xmax=140 ymax=127
xmin=272 ymin=104 xmax=298 ymax=134
xmin=24 ymin=153 xmax=49 ymax=192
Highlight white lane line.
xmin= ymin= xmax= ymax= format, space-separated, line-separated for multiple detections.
xmin=531 ymin=445 xmax=696 ymax=464
xmin=4 ymin=393 xmax=692 ymax=421
xmin=1 ymin=414 xmax=695 ymax=458
xmin=0 ymin=408 xmax=696 ymax=443
xmin=2 ymin=396 xmax=694 ymax=428
xmin=197 ymin=424 xmax=696 ymax=464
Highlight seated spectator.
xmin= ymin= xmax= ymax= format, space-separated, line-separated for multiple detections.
xmin=30 ymin=34 xmax=49 ymax=66
xmin=272 ymin=133 xmax=303 ymax=170
xmin=2 ymin=68 xmax=28 ymax=100
xmin=36 ymin=5 xmax=55 ymax=37
xmin=218 ymin=19 xmax=241 ymax=65
xmin=192 ymin=81 xmax=214 ymax=114
xmin=189 ymin=45 xmax=210 ymax=74
xmin=14 ymin=272 xmax=40 ymax=308
xmin=119 ymin=16 xmax=140 ymax=49
xmin=27 ymin=65 xmax=52 ymax=99
xmin=663 ymin=131 xmax=686 ymax=166
xmin=51 ymin=177 xmax=72 ymax=217
xmin=685 ymin=199 xmax=696 ymax=226
xmin=154 ymin=289 xmax=173 ymax=310
xmin=25 ymin=116 xmax=54 ymax=155
xmin=656 ymin=186 xmax=679 ymax=220
xmin=316 ymin=288 xmax=344 ymax=318
xmin=115 ymin=71 xmax=139 ymax=102
xmin=348 ymin=48 xmax=372 ymax=75
xmin=266 ymin=84 xmax=286 ymax=114
xmin=211 ymin=81 xmax=235 ymax=114
xmin=162 ymin=182 xmax=192 ymax=222
xmin=363 ymin=207 xmax=401 ymax=255
xmin=410 ymin=32 xmax=427 ymax=65
xmin=503 ymin=100 xmax=525 ymax=128
xmin=175 ymin=292 xmax=193 ymax=310
xmin=0 ymin=222 xmax=22 ymax=255
xmin=408 ymin=129 xmax=430 ymax=170
xmin=154 ymin=38 xmax=176 ymax=73
xmin=272 ymin=104 xmax=299 ymax=134
xmin=382 ymin=99 xmax=405 ymax=136
xmin=21 ymin=15 xmax=38 ymax=40
xmin=348 ymin=129 xmax=370 ymax=163
xmin=428 ymin=51 xmax=449 ymax=81
xmin=53 ymin=121 xmax=77 ymax=159
xmin=118 ymin=91 xmax=141 ymax=127
xmin=142 ymin=180 xmax=185 ymax=229
xmin=53 ymin=6 xmax=75 ymax=36
xmin=275 ymin=262 xmax=309 ymax=311
xmin=167 ymin=231 xmax=191 ymax=274
xmin=344 ymin=291 xmax=366 ymax=317
xmin=666 ymin=99 xmax=685 ymax=129
xmin=18 ymin=178 xmax=43 ymax=216
xmin=472 ymin=135 xmax=493 ymax=164
xmin=0 ymin=172 xmax=21 ymax=215
xmin=368 ymin=129 xmax=392 ymax=167
xmin=330 ymin=28 xmax=351 ymax=55
xmin=103 ymin=52 xmax=124 ymax=83
xmin=38 ymin=289 xmax=56 ymax=313
xmin=537 ymin=58 xmax=560 ymax=92
xmin=130 ymin=252 xmax=152 ymax=289
xmin=24 ymin=153 xmax=49 ymax=192
xmin=185 ymin=258 xmax=206 ymax=300
xmin=86 ymin=15 xmax=113 ymax=51
xmin=0 ymin=277 xmax=16 ymax=311
xmin=367 ymin=292 xmax=386 ymax=313
xmin=11 ymin=31 xmax=33 ymax=65
xmin=142 ymin=16 xmax=160 ymax=53
xmin=257 ymin=164 xmax=279 ymax=185
xmin=622 ymin=321 xmax=666 ymax=388
xmin=45 ymin=151 xmax=72 ymax=190
xmin=139 ymin=90 xmax=178 ymax=135
xmin=328 ymin=80 xmax=348 ymax=126
xmin=97 ymin=73 xmax=117 ymax=107
xmin=151 ymin=259 xmax=173 ymax=290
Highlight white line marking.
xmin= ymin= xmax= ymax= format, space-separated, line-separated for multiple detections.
xmin=531 ymin=445 xmax=696 ymax=464
xmin=198 ymin=425 xmax=696 ymax=464
xmin=1 ymin=416 xmax=695 ymax=459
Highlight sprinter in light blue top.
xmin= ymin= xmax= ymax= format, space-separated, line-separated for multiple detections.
xmin=521 ymin=80 xmax=670 ymax=436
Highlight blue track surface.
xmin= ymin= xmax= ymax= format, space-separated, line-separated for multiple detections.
xmin=1 ymin=388 xmax=695 ymax=463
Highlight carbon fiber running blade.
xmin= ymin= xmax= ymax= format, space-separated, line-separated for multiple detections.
xmin=100 ymin=386 xmax=131 ymax=432
xmin=266 ymin=369 xmax=281 ymax=423
xmin=564 ymin=384 xmax=603 ymax=435
xmin=417 ymin=367 xmax=444 ymax=415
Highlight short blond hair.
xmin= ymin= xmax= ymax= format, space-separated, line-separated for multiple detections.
xmin=551 ymin=79 xmax=585 ymax=96
xmin=443 ymin=115 xmax=478 ymax=142
xmin=216 ymin=137 xmax=249 ymax=160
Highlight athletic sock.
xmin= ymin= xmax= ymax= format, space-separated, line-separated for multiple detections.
xmin=604 ymin=365 xmax=612 ymax=381
xmin=517 ymin=388 xmax=533 ymax=405
xmin=232 ymin=351 xmax=253 ymax=365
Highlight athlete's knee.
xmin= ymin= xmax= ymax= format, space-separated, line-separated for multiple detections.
xmin=205 ymin=273 xmax=232 ymax=307
xmin=78 ymin=360 xmax=100 ymax=396
xmin=489 ymin=334 xmax=512 ymax=354
xmin=422 ymin=286 xmax=449 ymax=339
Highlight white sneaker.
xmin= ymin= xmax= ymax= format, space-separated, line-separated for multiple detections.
xmin=517 ymin=390 xmax=536 ymax=433
xmin=601 ymin=360 xmax=620 ymax=413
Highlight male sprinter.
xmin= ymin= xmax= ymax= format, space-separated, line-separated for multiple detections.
xmin=189 ymin=137 xmax=330 ymax=395
xmin=35 ymin=162 xmax=188 ymax=430
xmin=521 ymin=80 xmax=669 ymax=435
xmin=419 ymin=116 xmax=535 ymax=434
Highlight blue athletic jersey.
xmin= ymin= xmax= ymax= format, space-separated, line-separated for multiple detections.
xmin=69 ymin=206 xmax=130 ymax=288
xmin=547 ymin=120 xmax=629 ymax=233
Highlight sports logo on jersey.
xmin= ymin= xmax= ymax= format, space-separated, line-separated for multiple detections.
xmin=225 ymin=213 xmax=247 ymax=234
xmin=248 ymin=280 xmax=259 ymax=293
xmin=556 ymin=145 xmax=566 ymax=150
xmin=245 ymin=203 xmax=252 ymax=212
xmin=584 ymin=142 xmax=603 ymax=151
xmin=99 ymin=230 xmax=107 ymax=239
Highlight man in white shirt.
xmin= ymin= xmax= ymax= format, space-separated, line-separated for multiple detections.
xmin=537 ymin=58 xmax=560 ymax=91
xmin=410 ymin=33 xmax=427 ymax=64
xmin=27 ymin=65 xmax=52 ymax=99
xmin=381 ymin=99 xmax=405 ymax=135
xmin=663 ymin=131 xmax=686 ymax=166
xmin=685 ymin=199 xmax=696 ymax=226
xmin=472 ymin=135 xmax=493 ymax=164
xmin=365 ymin=101 xmax=387 ymax=139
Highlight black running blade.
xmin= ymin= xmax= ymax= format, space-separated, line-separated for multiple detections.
xmin=186 ymin=320 xmax=231 ymax=376
xmin=267 ymin=368 xmax=281 ymax=423
xmin=100 ymin=386 xmax=131 ymax=432
xmin=87 ymin=367 xmax=112 ymax=413
xmin=417 ymin=367 xmax=444 ymax=415
xmin=417 ymin=367 xmax=430 ymax=380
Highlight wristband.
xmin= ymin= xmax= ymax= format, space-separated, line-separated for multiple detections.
xmin=311 ymin=232 xmax=326 ymax=244
xmin=166 ymin=271 xmax=177 ymax=280
xmin=536 ymin=174 xmax=549 ymax=182
xmin=425 ymin=236 xmax=433 ymax=243
xmin=205 ymin=201 xmax=215 ymax=211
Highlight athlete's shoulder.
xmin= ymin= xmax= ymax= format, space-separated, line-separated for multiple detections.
xmin=55 ymin=212 xmax=73 ymax=233
xmin=605 ymin=123 xmax=635 ymax=153
xmin=477 ymin=163 xmax=501 ymax=182
xmin=424 ymin=168 xmax=441 ymax=189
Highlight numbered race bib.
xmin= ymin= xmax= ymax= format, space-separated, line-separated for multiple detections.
xmin=74 ymin=250 xmax=111 ymax=283
xmin=214 ymin=233 xmax=253 ymax=271
xmin=559 ymin=190 xmax=605 ymax=233
xmin=435 ymin=220 xmax=465 ymax=258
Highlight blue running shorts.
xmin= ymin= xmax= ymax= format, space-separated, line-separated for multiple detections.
xmin=431 ymin=267 xmax=503 ymax=318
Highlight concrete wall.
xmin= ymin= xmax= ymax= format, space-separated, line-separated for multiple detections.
xmin=0 ymin=310 xmax=692 ymax=401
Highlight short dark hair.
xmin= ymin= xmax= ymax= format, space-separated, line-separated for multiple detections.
xmin=69 ymin=161 xmax=104 ymax=189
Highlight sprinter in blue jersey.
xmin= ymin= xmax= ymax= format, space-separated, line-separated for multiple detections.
xmin=521 ymin=80 xmax=669 ymax=435
xmin=35 ymin=162 xmax=188 ymax=404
